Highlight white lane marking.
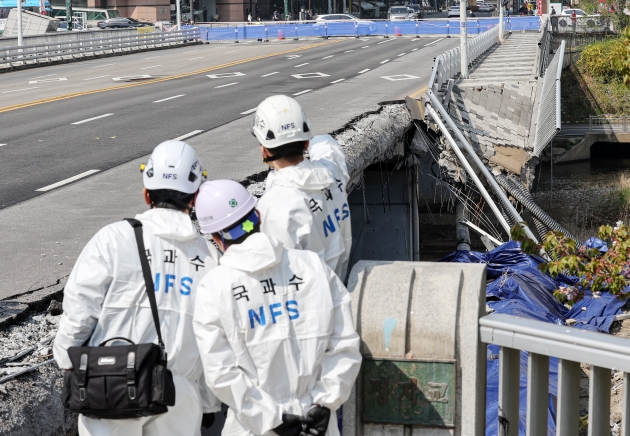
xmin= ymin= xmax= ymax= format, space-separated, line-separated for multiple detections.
xmin=358 ymin=68 xmax=370 ymax=74
xmin=153 ymin=94 xmax=185 ymax=103
xmin=173 ymin=130 xmax=203 ymax=141
xmin=322 ymin=55 xmax=334 ymax=59
xmin=112 ymin=75 xmax=152 ymax=81
xmin=1 ymin=87 xmax=39 ymax=93
xmin=360 ymin=38 xmax=370 ymax=41
xmin=381 ymin=74 xmax=421 ymax=81
xmin=30 ymin=73 xmax=57 ymax=79
xmin=361 ymin=45 xmax=370 ymax=48
xmin=36 ymin=170 xmax=100 ymax=192
xmin=344 ymin=49 xmax=354 ymax=53
xmin=241 ymin=108 xmax=257 ymax=115
xmin=287 ymin=54 xmax=302 ymax=59
xmin=83 ymin=75 xmax=111 ymax=81
xmin=380 ymin=59 xmax=390 ymax=64
xmin=144 ymin=55 xmax=161 ymax=59
xmin=261 ymin=72 xmax=279 ymax=77
xmin=0 ymin=144 xmax=6 ymax=147
xmin=71 ymin=113 xmax=113 ymax=125
xmin=214 ymin=82 xmax=238 ymax=88
xmin=424 ymin=38 xmax=444 ymax=46
xmin=377 ymin=39 xmax=392 ymax=44
xmin=93 ymin=63 xmax=116 ymax=68
xmin=224 ymin=51 xmax=236 ymax=54
xmin=330 ymin=78 xmax=345 ymax=83
xmin=141 ymin=65 xmax=162 ymax=70
xmin=293 ymin=89 xmax=312 ymax=96
xmin=292 ymin=72 xmax=330 ymax=79
xmin=29 ymin=77 xmax=67 ymax=84
xmin=182 ymin=50 xmax=198 ymax=53
xmin=207 ymin=72 xmax=245 ymax=79
xmin=397 ymin=53 xmax=406 ymax=57
xmin=411 ymin=48 xmax=418 ymax=51
xmin=188 ymin=56 xmax=204 ymax=60
xmin=294 ymin=63 xmax=309 ymax=67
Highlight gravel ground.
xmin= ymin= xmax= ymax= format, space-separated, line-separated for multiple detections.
xmin=0 ymin=305 xmax=77 ymax=436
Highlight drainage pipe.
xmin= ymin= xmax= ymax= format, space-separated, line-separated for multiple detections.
xmin=456 ymin=200 xmax=472 ymax=251
xmin=496 ymin=174 xmax=580 ymax=244
xmin=426 ymin=104 xmax=511 ymax=236
xmin=426 ymin=90 xmax=539 ymax=242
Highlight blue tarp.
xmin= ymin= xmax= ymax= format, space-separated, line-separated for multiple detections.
xmin=196 ymin=17 xmax=540 ymax=41
xmin=440 ymin=241 xmax=625 ymax=435
xmin=0 ymin=0 xmax=50 ymax=7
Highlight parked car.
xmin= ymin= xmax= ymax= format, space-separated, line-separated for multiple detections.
xmin=407 ymin=4 xmax=424 ymax=18
xmin=313 ymin=14 xmax=376 ymax=35
xmin=478 ymin=3 xmax=494 ymax=12
xmin=447 ymin=5 xmax=460 ymax=16
xmin=559 ymin=8 xmax=598 ymax=16
xmin=97 ymin=17 xmax=152 ymax=29
xmin=388 ymin=6 xmax=412 ymax=20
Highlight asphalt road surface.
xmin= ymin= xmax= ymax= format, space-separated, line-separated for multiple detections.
xmin=0 ymin=36 xmax=445 ymax=208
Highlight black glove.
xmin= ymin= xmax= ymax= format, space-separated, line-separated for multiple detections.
xmin=201 ymin=413 xmax=216 ymax=429
xmin=303 ymin=405 xmax=331 ymax=436
xmin=273 ymin=413 xmax=305 ymax=436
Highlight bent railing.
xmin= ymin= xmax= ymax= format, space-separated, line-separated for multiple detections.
xmin=532 ymin=40 xmax=565 ymax=157
xmin=480 ymin=313 xmax=630 ymax=435
xmin=0 ymin=29 xmax=200 ymax=66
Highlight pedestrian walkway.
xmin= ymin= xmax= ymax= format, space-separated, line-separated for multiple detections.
xmin=445 ymin=31 xmax=541 ymax=171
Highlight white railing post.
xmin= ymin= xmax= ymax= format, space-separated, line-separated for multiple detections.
xmin=556 ymin=359 xmax=581 ymax=436
xmin=588 ymin=366 xmax=612 ymax=436
xmin=526 ymin=352 xmax=549 ymax=436
xmin=498 ymin=346 xmax=520 ymax=436
xmin=622 ymin=373 xmax=630 ymax=436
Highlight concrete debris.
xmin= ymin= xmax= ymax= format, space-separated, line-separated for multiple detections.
xmin=0 ymin=310 xmax=75 ymax=436
xmin=47 ymin=300 xmax=63 ymax=316
xmin=334 ymin=103 xmax=413 ymax=182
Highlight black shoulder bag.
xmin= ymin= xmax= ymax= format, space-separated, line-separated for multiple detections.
xmin=63 ymin=219 xmax=176 ymax=419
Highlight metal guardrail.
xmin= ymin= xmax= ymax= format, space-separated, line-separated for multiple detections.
xmin=428 ymin=23 xmax=502 ymax=94
xmin=480 ymin=313 xmax=630 ymax=435
xmin=0 ymin=28 xmax=200 ymax=67
xmin=532 ymin=40 xmax=565 ymax=157
xmin=536 ymin=17 xmax=551 ymax=78
xmin=589 ymin=114 xmax=630 ymax=133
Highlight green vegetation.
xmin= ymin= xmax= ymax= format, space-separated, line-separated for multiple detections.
xmin=561 ymin=33 xmax=630 ymax=122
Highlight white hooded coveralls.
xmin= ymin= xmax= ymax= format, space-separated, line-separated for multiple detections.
xmin=257 ymin=135 xmax=352 ymax=281
xmin=193 ymin=232 xmax=361 ymax=436
xmin=53 ymin=208 xmax=222 ymax=436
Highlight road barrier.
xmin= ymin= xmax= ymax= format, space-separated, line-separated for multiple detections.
xmin=196 ymin=16 xmax=540 ymax=41
xmin=0 ymin=28 xmax=200 ymax=68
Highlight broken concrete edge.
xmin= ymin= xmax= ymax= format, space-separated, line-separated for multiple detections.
xmin=0 ymin=41 xmax=202 ymax=74
xmin=0 ymin=277 xmax=67 ymax=330
xmin=0 ymin=101 xmax=416 ymax=332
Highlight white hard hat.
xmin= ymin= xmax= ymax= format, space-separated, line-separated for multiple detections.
xmin=196 ymin=180 xmax=258 ymax=235
xmin=251 ymin=95 xmax=312 ymax=149
xmin=142 ymin=141 xmax=206 ymax=194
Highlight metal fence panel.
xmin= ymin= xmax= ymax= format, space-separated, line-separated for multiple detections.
xmin=198 ymin=17 xmax=539 ymax=41
xmin=532 ymin=40 xmax=565 ymax=157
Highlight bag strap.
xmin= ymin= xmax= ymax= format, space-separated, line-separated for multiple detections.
xmin=125 ymin=218 xmax=167 ymax=360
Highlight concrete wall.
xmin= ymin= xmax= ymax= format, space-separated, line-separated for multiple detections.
xmin=343 ymin=261 xmax=487 ymax=436
xmin=555 ymin=132 xmax=630 ymax=164
xmin=2 ymin=9 xmax=59 ymax=37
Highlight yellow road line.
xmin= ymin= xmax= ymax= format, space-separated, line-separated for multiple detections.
xmin=0 ymin=40 xmax=342 ymax=114
xmin=408 ymin=85 xmax=428 ymax=99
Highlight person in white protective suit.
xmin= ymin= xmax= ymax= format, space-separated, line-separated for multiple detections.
xmin=192 ymin=179 xmax=362 ymax=436
xmin=252 ymin=95 xmax=352 ymax=281
xmin=53 ymin=141 xmax=222 ymax=436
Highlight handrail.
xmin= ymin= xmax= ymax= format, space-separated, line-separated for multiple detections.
xmin=426 ymin=89 xmax=539 ymax=242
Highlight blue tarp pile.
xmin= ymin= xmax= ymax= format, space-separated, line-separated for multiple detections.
xmin=440 ymin=240 xmax=625 ymax=435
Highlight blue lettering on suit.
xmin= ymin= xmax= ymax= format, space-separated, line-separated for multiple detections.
xmin=249 ymin=301 xmax=300 ymax=329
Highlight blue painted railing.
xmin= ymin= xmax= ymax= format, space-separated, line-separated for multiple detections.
xmin=196 ymin=17 xmax=540 ymax=41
